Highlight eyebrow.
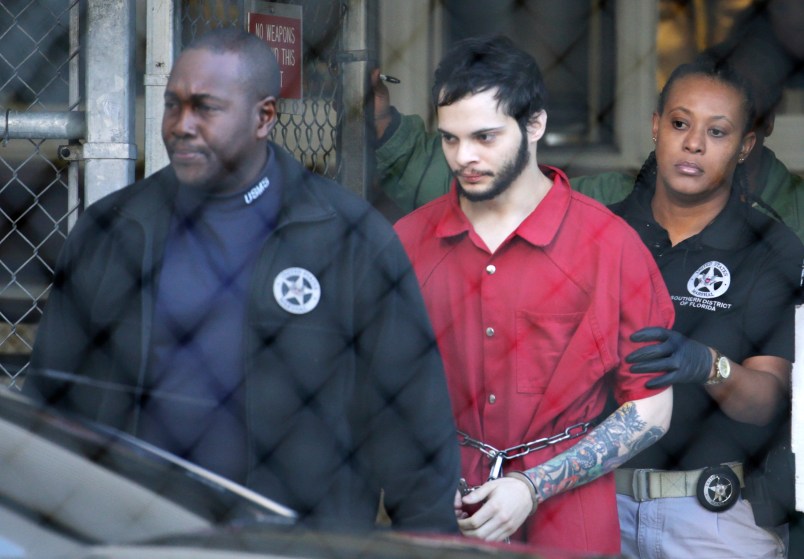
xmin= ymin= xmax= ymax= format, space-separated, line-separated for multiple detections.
xmin=669 ymin=106 xmax=736 ymax=126
xmin=436 ymin=126 xmax=505 ymax=136
xmin=164 ymin=91 xmax=226 ymax=104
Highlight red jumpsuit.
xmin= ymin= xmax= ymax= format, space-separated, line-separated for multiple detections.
xmin=395 ymin=167 xmax=674 ymax=554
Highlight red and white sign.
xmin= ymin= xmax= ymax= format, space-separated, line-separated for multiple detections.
xmin=247 ymin=4 xmax=303 ymax=100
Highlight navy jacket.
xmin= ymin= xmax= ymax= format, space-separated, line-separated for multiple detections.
xmin=27 ymin=143 xmax=460 ymax=533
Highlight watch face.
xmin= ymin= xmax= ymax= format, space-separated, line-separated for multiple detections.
xmin=718 ymin=356 xmax=731 ymax=379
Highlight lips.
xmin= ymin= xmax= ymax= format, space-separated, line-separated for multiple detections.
xmin=167 ymin=142 xmax=204 ymax=160
xmin=169 ymin=145 xmax=206 ymax=164
xmin=461 ymin=175 xmax=484 ymax=184
xmin=457 ymin=169 xmax=491 ymax=184
xmin=675 ymin=161 xmax=703 ymax=175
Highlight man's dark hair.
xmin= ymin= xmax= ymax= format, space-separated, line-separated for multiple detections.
xmin=186 ymin=28 xmax=281 ymax=100
xmin=658 ymin=54 xmax=756 ymax=135
xmin=431 ymin=35 xmax=548 ymax=130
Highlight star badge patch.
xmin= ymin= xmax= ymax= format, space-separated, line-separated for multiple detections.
xmin=273 ymin=267 xmax=321 ymax=315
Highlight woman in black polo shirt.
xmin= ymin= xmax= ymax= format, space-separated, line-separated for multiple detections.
xmin=612 ymin=56 xmax=804 ymax=559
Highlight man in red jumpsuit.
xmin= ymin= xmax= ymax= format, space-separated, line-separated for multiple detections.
xmin=394 ymin=35 xmax=675 ymax=556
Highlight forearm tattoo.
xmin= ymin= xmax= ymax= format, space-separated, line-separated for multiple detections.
xmin=523 ymin=402 xmax=665 ymax=502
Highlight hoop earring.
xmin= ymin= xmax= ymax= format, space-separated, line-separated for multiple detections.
xmin=652 ymin=136 xmax=656 ymax=143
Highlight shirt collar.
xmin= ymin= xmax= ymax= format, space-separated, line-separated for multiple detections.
xmin=175 ymin=147 xmax=277 ymax=212
xmin=697 ymin=188 xmax=753 ymax=250
xmin=434 ymin=165 xmax=572 ymax=248
xmin=617 ymin=176 xmax=753 ymax=251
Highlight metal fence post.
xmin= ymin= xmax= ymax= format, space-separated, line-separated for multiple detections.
xmin=144 ymin=0 xmax=177 ymax=177
xmin=68 ymin=1 xmax=81 ymax=231
xmin=338 ymin=0 xmax=376 ymax=198
xmin=84 ymin=0 xmax=137 ymax=207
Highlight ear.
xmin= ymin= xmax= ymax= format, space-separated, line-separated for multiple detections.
xmin=651 ymin=112 xmax=659 ymax=144
xmin=256 ymin=96 xmax=278 ymax=139
xmin=526 ymin=110 xmax=547 ymax=144
xmin=738 ymin=131 xmax=756 ymax=163
xmin=763 ymin=111 xmax=775 ymax=138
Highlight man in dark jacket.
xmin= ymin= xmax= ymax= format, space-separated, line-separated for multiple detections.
xmin=25 ymin=28 xmax=460 ymax=534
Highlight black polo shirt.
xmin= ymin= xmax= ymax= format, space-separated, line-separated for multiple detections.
xmin=611 ymin=181 xmax=804 ymax=470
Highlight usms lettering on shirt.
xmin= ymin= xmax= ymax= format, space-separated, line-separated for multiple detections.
xmin=244 ymin=177 xmax=270 ymax=205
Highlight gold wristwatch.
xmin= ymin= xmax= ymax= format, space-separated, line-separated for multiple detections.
xmin=705 ymin=350 xmax=731 ymax=385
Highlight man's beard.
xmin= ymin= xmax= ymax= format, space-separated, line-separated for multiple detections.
xmin=455 ymin=132 xmax=530 ymax=203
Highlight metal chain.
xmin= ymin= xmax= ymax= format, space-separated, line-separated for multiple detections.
xmin=457 ymin=421 xmax=593 ymax=461
xmin=458 ymin=422 xmax=593 ymax=482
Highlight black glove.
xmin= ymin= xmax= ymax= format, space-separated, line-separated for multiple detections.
xmin=625 ymin=327 xmax=713 ymax=388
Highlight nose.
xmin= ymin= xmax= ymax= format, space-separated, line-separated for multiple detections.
xmin=167 ymin=105 xmax=196 ymax=138
xmin=453 ymin=140 xmax=479 ymax=168
xmin=682 ymin=125 xmax=704 ymax=154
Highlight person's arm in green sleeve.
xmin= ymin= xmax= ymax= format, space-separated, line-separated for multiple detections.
xmin=373 ymin=70 xmax=452 ymax=214
xmin=570 ymin=172 xmax=636 ymax=206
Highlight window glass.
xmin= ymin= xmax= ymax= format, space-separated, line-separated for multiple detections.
xmin=444 ymin=0 xmax=617 ymax=148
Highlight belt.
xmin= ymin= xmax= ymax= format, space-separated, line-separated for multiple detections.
xmin=615 ymin=463 xmax=744 ymax=501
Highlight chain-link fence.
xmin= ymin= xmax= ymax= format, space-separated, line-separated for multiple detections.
xmin=0 ymin=1 xmax=802 ymax=554
xmin=0 ymin=0 xmax=79 ymax=385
